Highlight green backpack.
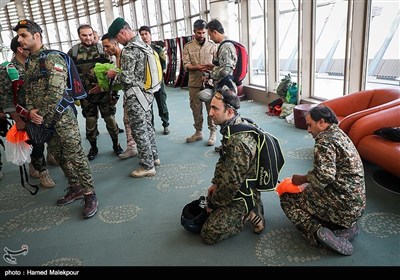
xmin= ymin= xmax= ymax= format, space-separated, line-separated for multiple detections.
xmin=277 ymin=73 xmax=292 ymax=98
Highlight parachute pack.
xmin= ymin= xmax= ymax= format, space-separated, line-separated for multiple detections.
xmin=132 ymin=42 xmax=163 ymax=94
xmin=36 ymin=50 xmax=88 ymax=101
xmin=229 ymin=117 xmax=285 ymax=193
xmin=218 ymin=40 xmax=249 ymax=86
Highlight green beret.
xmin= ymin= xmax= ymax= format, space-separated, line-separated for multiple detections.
xmin=108 ymin=17 xmax=126 ymax=37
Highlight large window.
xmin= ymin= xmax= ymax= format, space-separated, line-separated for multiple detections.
xmin=278 ymin=0 xmax=299 ymax=85
xmin=1 ymin=0 xmax=398 ymax=101
xmin=249 ymin=0 xmax=265 ymax=87
xmin=314 ymin=0 xmax=349 ymax=99
xmin=366 ymin=0 xmax=400 ymax=90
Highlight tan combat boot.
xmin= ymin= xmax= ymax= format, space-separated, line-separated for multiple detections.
xmin=29 ymin=162 xmax=40 ymax=178
xmin=118 ymin=147 xmax=138 ymax=159
xmin=130 ymin=166 xmax=156 ymax=178
xmin=207 ymin=131 xmax=216 ymax=146
xmin=186 ymin=131 xmax=203 ymax=143
xmin=39 ymin=169 xmax=55 ymax=188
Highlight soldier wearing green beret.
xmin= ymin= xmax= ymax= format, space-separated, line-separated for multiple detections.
xmin=106 ymin=18 xmax=160 ymax=178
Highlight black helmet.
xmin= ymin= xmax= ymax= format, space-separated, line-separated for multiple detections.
xmin=181 ymin=196 xmax=208 ymax=233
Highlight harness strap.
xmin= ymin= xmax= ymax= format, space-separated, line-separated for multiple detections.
xmin=19 ymin=164 xmax=39 ymax=195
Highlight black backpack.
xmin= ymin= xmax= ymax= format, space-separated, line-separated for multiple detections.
xmin=229 ymin=117 xmax=285 ymax=192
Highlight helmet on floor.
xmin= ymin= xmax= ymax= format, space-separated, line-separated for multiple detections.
xmin=181 ymin=196 xmax=208 ymax=233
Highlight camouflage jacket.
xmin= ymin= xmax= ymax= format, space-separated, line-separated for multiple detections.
xmin=210 ymin=39 xmax=237 ymax=83
xmin=209 ymin=116 xmax=257 ymax=209
xmin=24 ymin=46 xmax=70 ymax=120
xmin=0 ymin=58 xmax=26 ymax=113
xmin=182 ymin=39 xmax=217 ymax=88
xmin=67 ymin=43 xmax=110 ymax=92
xmin=306 ymin=124 xmax=366 ymax=210
xmin=115 ymin=35 xmax=149 ymax=92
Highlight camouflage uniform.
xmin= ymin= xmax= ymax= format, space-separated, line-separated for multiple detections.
xmin=280 ymin=124 xmax=366 ymax=247
xmin=24 ymin=46 xmax=95 ymax=193
xmin=183 ymin=39 xmax=217 ymax=133
xmin=115 ymin=35 xmax=159 ymax=169
xmin=201 ymin=116 xmax=260 ymax=244
xmin=67 ymin=43 xmax=119 ymax=146
xmin=150 ymin=42 xmax=169 ymax=129
xmin=0 ymin=58 xmax=47 ymax=172
xmin=210 ymin=39 xmax=237 ymax=91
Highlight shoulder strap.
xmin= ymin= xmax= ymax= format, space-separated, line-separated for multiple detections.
xmin=96 ymin=43 xmax=104 ymax=55
xmin=71 ymin=44 xmax=80 ymax=59
xmin=228 ymin=117 xmax=259 ymax=136
xmin=217 ymin=40 xmax=234 ymax=55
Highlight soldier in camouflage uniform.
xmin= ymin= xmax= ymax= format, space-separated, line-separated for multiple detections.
xmin=139 ymin=26 xmax=170 ymax=135
xmin=200 ymin=87 xmax=265 ymax=245
xmin=280 ymin=105 xmax=366 ymax=256
xmin=101 ymin=33 xmax=138 ymax=160
xmin=183 ymin=19 xmax=218 ymax=146
xmin=14 ymin=19 xmax=98 ymax=219
xmin=206 ymin=19 xmax=237 ymax=92
xmin=107 ymin=18 xmax=160 ymax=178
xmin=68 ymin=24 xmax=123 ymax=161
xmin=0 ymin=36 xmax=55 ymax=188
xmin=206 ymin=19 xmax=237 ymax=152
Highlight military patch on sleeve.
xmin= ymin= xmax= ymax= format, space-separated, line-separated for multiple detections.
xmin=54 ymin=63 xmax=64 ymax=72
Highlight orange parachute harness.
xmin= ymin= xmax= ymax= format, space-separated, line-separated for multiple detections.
xmin=5 ymin=124 xmax=38 ymax=195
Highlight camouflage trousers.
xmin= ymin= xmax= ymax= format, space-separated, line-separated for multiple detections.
xmin=47 ymin=109 xmax=95 ymax=193
xmin=125 ymin=91 xmax=158 ymax=169
xmin=123 ymin=95 xmax=136 ymax=150
xmin=200 ymin=200 xmax=247 ymax=244
xmin=80 ymin=93 xmax=119 ymax=142
xmin=280 ymin=187 xmax=363 ymax=247
xmin=188 ymin=87 xmax=216 ymax=133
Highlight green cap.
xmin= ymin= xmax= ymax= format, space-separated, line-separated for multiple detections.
xmin=108 ymin=17 xmax=126 ymax=37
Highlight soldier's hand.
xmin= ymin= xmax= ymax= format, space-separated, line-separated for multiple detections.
xmin=106 ymin=69 xmax=117 ymax=79
xmin=292 ymin=174 xmax=308 ymax=185
xmin=207 ymin=184 xmax=217 ymax=197
xmin=89 ymin=84 xmax=101 ymax=94
xmin=29 ymin=109 xmax=43 ymax=125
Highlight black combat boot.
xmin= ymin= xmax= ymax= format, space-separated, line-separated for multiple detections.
xmin=112 ymin=138 xmax=123 ymax=155
xmin=87 ymin=140 xmax=98 ymax=160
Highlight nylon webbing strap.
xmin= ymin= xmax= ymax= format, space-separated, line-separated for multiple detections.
xmin=19 ymin=164 xmax=39 ymax=195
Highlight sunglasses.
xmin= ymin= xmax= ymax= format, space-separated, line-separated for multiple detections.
xmin=214 ymin=91 xmax=236 ymax=110
xmin=15 ymin=20 xmax=42 ymax=33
